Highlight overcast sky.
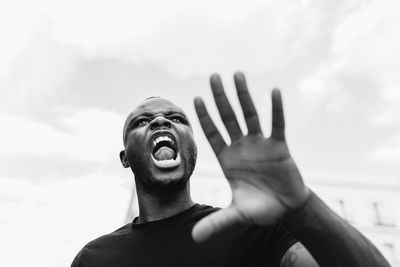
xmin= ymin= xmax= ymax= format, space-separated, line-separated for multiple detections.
xmin=1 ymin=0 xmax=400 ymax=266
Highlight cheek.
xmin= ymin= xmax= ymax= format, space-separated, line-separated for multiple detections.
xmin=125 ymin=133 xmax=148 ymax=160
xmin=180 ymin=133 xmax=197 ymax=157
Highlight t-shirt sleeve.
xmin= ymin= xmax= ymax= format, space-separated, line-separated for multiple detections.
xmin=241 ymin=222 xmax=298 ymax=267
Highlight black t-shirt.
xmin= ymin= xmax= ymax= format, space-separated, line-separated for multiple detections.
xmin=71 ymin=204 xmax=297 ymax=267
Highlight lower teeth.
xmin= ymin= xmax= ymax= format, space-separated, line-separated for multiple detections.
xmin=157 ymin=158 xmax=175 ymax=162
xmin=152 ymin=153 xmax=181 ymax=168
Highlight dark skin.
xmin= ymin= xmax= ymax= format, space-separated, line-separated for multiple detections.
xmin=192 ymin=73 xmax=309 ymax=237
xmin=120 ymin=98 xmax=197 ymax=223
xmin=120 ymin=72 xmax=388 ymax=267
xmin=120 ymin=80 xmax=318 ymax=266
xmin=193 ymin=72 xmax=318 ymax=266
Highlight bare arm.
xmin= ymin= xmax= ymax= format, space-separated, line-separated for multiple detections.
xmin=281 ymin=190 xmax=390 ymax=267
xmin=280 ymin=242 xmax=318 ymax=267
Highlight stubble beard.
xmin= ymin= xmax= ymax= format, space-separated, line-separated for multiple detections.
xmin=131 ymin=142 xmax=198 ymax=192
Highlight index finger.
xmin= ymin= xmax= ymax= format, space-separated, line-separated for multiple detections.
xmin=194 ymin=97 xmax=227 ymax=156
xmin=211 ymin=74 xmax=243 ymax=141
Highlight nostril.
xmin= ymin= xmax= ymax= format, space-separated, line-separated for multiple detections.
xmin=150 ymin=116 xmax=171 ymax=130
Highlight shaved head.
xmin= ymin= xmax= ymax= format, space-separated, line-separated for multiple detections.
xmin=123 ymin=97 xmax=190 ymax=145
xmin=120 ymin=96 xmax=197 ymax=190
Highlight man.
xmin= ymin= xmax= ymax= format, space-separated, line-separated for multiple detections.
xmin=72 ymin=72 xmax=391 ymax=267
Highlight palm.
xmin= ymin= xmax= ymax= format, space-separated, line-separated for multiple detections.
xmin=192 ymin=72 xmax=308 ymax=242
xmin=223 ymin=137 xmax=292 ymax=222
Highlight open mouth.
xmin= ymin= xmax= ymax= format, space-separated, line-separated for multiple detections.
xmin=150 ymin=132 xmax=181 ymax=169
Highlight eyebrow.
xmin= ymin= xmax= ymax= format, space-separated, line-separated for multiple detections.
xmin=126 ymin=111 xmax=187 ymax=128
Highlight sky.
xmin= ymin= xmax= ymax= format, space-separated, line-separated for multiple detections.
xmin=0 ymin=0 xmax=400 ymax=266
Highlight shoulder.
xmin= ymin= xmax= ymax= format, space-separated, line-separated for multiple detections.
xmin=192 ymin=203 xmax=220 ymax=215
xmin=71 ymin=223 xmax=131 ymax=267
xmin=182 ymin=203 xmax=222 ymax=224
xmin=86 ymin=223 xmax=133 ymax=247
xmin=74 ymin=223 xmax=133 ymax=257
xmin=162 ymin=203 xmax=221 ymax=224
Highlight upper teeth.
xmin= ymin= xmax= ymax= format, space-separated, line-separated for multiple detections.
xmin=153 ymin=136 xmax=173 ymax=148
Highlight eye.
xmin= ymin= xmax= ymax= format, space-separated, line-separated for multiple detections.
xmin=171 ymin=116 xmax=185 ymax=124
xmin=136 ymin=118 xmax=150 ymax=127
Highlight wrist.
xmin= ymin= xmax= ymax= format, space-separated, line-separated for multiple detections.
xmin=281 ymin=189 xmax=323 ymax=227
xmin=280 ymin=184 xmax=311 ymax=212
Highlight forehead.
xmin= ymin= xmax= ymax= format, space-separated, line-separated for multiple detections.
xmin=125 ymin=98 xmax=187 ymax=124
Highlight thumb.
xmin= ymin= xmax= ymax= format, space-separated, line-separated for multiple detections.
xmin=192 ymin=205 xmax=244 ymax=242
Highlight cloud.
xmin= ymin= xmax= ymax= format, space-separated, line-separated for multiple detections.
xmin=0 ymin=152 xmax=98 ymax=183
xmin=1 ymin=0 xmax=375 ymax=124
xmin=4 ymin=0 xmax=360 ymax=80
xmin=286 ymin=0 xmax=400 ymax=168
xmin=298 ymin=0 xmax=400 ymax=108
xmin=0 ymin=19 xmax=206 ymax=123
xmin=1 ymin=1 xmax=400 ymax=266
xmin=63 ymin=57 xmax=206 ymax=114
xmin=0 ymin=109 xmax=123 ymax=161
xmin=0 ymin=109 xmax=126 ymax=183
xmin=0 ymin=18 xmax=81 ymax=126
xmin=98 ymin=0 xmax=361 ymax=79
xmin=0 ymin=0 xmax=399 ymax=183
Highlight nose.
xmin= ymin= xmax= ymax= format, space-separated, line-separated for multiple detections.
xmin=149 ymin=115 xmax=171 ymax=130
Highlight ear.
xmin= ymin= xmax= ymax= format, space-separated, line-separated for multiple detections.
xmin=119 ymin=150 xmax=130 ymax=168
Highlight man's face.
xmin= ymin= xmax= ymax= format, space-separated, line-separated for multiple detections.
xmin=121 ymin=98 xmax=197 ymax=190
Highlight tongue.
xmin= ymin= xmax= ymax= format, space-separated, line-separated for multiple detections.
xmin=153 ymin=147 xmax=176 ymax=160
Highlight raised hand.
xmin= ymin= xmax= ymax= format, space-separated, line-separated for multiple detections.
xmin=192 ymin=72 xmax=310 ymax=242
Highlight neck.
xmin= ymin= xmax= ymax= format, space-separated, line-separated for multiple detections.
xmin=135 ymin=182 xmax=195 ymax=223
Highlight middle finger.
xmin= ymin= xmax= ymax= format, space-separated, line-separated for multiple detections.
xmin=210 ymin=74 xmax=243 ymax=141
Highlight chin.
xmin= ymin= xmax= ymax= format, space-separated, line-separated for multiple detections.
xmin=152 ymin=168 xmax=184 ymax=182
xmin=146 ymin=157 xmax=196 ymax=191
xmin=132 ymin=145 xmax=197 ymax=192
xmin=137 ymin=175 xmax=191 ymax=194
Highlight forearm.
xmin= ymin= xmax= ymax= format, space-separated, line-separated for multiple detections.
xmin=282 ymin=190 xmax=391 ymax=267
